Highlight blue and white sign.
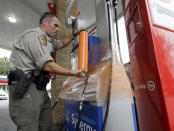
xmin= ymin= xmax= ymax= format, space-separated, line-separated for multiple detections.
xmin=65 ymin=101 xmax=103 ymax=131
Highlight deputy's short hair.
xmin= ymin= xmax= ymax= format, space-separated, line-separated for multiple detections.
xmin=39 ymin=12 xmax=58 ymax=24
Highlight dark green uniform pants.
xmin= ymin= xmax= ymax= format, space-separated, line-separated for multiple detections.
xmin=9 ymin=82 xmax=53 ymax=131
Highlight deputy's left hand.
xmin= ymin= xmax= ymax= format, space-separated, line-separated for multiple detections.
xmin=73 ymin=27 xmax=85 ymax=37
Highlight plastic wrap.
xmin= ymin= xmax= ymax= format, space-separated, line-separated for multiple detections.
xmin=78 ymin=31 xmax=88 ymax=72
xmin=59 ymin=32 xmax=133 ymax=101
xmin=58 ymin=59 xmax=133 ymax=101
xmin=59 ymin=60 xmax=111 ymax=101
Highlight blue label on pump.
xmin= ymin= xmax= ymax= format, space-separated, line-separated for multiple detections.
xmin=65 ymin=101 xmax=103 ymax=131
xmin=88 ymin=36 xmax=100 ymax=65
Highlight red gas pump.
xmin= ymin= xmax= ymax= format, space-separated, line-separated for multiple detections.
xmin=122 ymin=0 xmax=174 ymax=130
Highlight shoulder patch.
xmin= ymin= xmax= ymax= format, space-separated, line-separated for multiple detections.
xmin=38 ymin=35 xmax=47 ymax=46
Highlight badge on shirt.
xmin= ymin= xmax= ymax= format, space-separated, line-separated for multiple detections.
xmin=38 ymin=35 xmax=47 ymax=46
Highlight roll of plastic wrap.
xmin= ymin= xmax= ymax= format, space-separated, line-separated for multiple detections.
xmin=78 ymin=31 xmax=88 ymax=72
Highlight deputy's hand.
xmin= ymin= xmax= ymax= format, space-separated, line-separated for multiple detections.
xmin=73 ymin=27 xmax=85 ymax=37
xmin=72 ymin=69 xmax=85 ymax=77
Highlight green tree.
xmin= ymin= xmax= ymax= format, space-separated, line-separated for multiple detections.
xmin=0 ymin=57 xmax=9 ymax=75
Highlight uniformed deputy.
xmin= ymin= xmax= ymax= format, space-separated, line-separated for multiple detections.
xmin=8 ymin=12 xmax=83 ymax=131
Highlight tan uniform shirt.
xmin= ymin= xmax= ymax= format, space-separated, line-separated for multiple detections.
xmin=8 ymin=27 xmax=60 ymax=73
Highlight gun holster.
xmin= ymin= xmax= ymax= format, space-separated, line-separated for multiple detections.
xmin=8 ymin=69 xmax=34 ymax=99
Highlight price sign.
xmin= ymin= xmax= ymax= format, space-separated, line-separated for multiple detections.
xmin=150 ymin=0 xmax=174 ymax=30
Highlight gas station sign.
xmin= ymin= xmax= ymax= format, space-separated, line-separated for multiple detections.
xmin=149 ymin=0 xmax=174 ymax=30
xmin=65 ymin=101 xmax=103 ymax=131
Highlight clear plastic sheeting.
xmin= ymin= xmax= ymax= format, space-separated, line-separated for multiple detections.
xmin=58 ymin=60 xmax=112 ymax=101
xmin=110 ymin=61 xmax=134 ymax=100
xmin=58 ymin=60 xmax=134 ymax=101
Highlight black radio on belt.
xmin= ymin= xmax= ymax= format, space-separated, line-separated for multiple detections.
xmin=33 ymin=71 xmax=51 ymax=90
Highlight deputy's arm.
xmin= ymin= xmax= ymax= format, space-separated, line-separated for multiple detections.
xmin=43 ymin=61 xmax=82 ymax=77
xmin=58 ymin=28 xmax=83 ymax=49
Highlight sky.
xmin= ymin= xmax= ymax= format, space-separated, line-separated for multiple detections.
xmin=0 ymin=48 xmax=11 ymax=58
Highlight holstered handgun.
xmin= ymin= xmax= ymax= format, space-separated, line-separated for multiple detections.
xmin=8 ymin=69 xmax=34 ymax=99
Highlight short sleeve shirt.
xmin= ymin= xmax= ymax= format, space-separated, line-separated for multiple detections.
xmin=8 ymin=27 xmax=60 ymax=73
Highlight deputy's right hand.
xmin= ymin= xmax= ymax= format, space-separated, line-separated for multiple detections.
xmin=72 ymin=70 xmax=85 ymax=77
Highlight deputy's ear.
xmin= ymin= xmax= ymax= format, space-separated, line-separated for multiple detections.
xmin=42 ymin=19 xmax=47 ymax=24
xmin=42 ymin=18 xmax=51 ymax=26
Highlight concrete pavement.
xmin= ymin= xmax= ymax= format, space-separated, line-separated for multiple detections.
xmin=0 ymin=99 xmax=65 ymax=131
xmin=0 ymin=99 xmax=16 ymax=131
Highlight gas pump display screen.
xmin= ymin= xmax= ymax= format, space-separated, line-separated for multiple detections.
xmin=149 ymin=0 xmax=174 ymax=31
